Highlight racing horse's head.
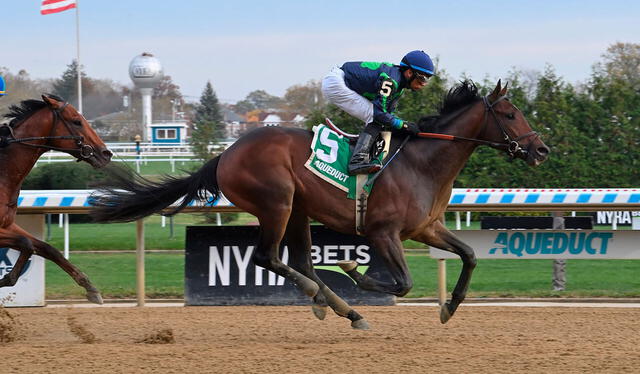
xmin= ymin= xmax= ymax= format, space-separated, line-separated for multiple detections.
xmin=40 ymin=94 xmax=112 ymax=168
xmin=481 ymin=80 xmax=550 ymax=166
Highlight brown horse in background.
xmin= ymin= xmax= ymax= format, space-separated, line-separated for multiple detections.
xmin=91 ymin=80 xmax=549 ymax=329
xmin=1 ymin=95 xmax=112 ymax=303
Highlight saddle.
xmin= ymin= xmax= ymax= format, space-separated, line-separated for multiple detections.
xmin=326 ymin=118 xmax=389 ymax=163
xmin=319 ymin=118 xmax=401 ymax=235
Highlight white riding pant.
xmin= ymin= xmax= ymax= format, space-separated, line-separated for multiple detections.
xmin=321 ymin=66 xmax=373 ymax=125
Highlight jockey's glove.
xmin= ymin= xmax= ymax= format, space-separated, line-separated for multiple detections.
xmin=402 ymin=122 xmax=420 ymax=136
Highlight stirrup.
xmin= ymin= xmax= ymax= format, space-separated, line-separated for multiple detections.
xmin=348 ymin=162 xmax=382 ymax=175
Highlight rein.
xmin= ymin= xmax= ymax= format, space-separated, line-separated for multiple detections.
xmin=0 ymin=102 xmax=95 ymax=159
xmin=418 ymin=95 xmax=538 ymax=158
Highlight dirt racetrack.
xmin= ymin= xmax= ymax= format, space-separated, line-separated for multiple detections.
xmin=1 ymin=305 xmax=638 ymax=373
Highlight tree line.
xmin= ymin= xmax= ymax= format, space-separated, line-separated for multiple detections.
xmin=2 ymin=42 xmax=638 ymax=187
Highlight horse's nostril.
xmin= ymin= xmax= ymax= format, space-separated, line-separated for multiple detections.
xmin=537 ymin=147 xmax=549 ymax=156
xmin=103 ymin=149 xmax=113 ymax=158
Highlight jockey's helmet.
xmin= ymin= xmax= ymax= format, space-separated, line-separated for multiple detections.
xmin=400 ymin=50 xmax=435 ymax=77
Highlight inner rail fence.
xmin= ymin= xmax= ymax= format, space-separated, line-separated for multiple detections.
xmin=15 ymin=188 xmax=640 ymax=306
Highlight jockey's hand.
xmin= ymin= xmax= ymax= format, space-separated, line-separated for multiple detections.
xmin=402 ymin=122 xmax=420 ymax=136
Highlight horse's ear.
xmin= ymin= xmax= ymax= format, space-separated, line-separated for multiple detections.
xmin=488 ymin=79 xmax=502 ymax=102
xmin=499 ymin=82 xmax=509 ymax=97
xmin=42 ymin=94 xmax=62 ymax=109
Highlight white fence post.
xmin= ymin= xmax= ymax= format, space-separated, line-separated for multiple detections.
xmin=63 ymin=213 xmax=70 ymax=259
xmin=438 ymin=259 xmax=447 ymax=305
xmin=136 ymin=219 xmax=145 ymax=307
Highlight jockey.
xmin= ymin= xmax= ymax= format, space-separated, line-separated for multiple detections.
xmin=321 ymin=50 xmax=435 ymax=175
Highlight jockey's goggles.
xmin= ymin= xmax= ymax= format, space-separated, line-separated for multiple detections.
xmin=414 ymin=71 xmax=432 ymax=84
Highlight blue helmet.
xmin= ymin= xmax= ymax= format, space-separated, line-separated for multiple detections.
xmin=400 ymin=50 xmax=435 ymax=76
xmin=0 ymin=76 xmax=5 ymax=96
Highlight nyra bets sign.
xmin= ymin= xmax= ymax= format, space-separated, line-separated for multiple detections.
xmin=430 ymin=230 xmax=640 ymax=259
xmin=185 ymin=226 xmax=394 ymax=306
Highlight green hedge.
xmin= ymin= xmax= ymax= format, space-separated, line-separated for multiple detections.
xmin=23 ymin=163 xmax=109 ymax=189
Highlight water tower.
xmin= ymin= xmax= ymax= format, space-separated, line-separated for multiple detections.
xmin=129 ymin=52 xmax=163 ymax=141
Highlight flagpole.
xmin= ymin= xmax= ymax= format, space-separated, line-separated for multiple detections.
xmin=75 ymin=0 xmax=82 ymax=114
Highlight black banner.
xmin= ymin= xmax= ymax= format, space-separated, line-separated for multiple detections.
xmin=185 ymin=226 xmax=395 ymax=306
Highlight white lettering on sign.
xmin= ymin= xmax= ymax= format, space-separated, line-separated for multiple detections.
xmin=209 ymin=245 xmax=287 ymax=286
xmin=209 ymin=244 xmax=374 ymax=287
xmin=232 ymin=245 xmax=253 ymax=286
xmin=209 ymin=246 xmax=230 ymax=286
xmin=316 ymin=128 xmax=339 ymax=163
xmin=310 ymin=244 xmax=370 ymax=264
xmin=596 ymin=211 xmax=638 ymax=225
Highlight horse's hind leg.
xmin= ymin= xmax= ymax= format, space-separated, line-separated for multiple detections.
xmin=9 ymin=224 xmax=103 ymax=304
xmin=284 ymin=208 xmax=369 ymax=330
xmin=251 ymin=204 xmax=320 ymax=298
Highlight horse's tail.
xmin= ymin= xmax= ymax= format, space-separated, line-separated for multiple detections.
xmin=90 ymin=156 xmax=221 ymax=223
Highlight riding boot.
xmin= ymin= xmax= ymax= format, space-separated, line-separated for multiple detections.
xmin=348 ymin=123 xmax=383 ymax=175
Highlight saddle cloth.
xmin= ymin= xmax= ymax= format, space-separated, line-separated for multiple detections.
xmin=304 ymin=124 xmax=385 ymax=200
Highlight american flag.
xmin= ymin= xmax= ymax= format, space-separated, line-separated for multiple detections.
xmin=41 ymin=0 xmax=77 ymax=15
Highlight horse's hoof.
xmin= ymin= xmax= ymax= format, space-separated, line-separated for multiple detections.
xmin=351 ymin=319 xmax=370 ymax=330
xmin=440 ymin=303 xmax=452 ymax=324
xmin=311 ymin=304 xmax=327 ymax=320
xmin=337 ymin=260 xmax=357 ymax=272
xmin=86 ymin=291 xmax=103 ymax=305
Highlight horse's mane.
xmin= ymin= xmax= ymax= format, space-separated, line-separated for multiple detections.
xmin=419 ymin=80 xmax=480 ymax=132
xmin=3 ymin=94 xmax=64 ymax=127
xmin=439 ymin=80 xmax=480 ymax=115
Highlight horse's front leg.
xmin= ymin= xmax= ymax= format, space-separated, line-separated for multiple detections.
xmin=338 ymin=232 xmax=413 ymax=296
xmin=412 ymin=220 xmax=477 ymax=324
xmin=9 ymin=223 xmax=103 ymax=304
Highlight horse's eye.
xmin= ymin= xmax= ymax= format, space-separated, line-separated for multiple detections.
xmin=73 ymin=120 xmax=83 ymax=127
xmin=506 ymin=113 xmax=516 ymax=120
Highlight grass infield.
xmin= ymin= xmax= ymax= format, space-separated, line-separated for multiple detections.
xmin=45 ymin=252 xmax=640 ymax=300
xmin=42 ymin=213 xmax=639 ymax=300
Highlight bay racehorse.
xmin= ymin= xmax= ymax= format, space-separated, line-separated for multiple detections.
xmin=90 ymin=80 xmax=549 ymax=328
xmin=1 ymin=95 xmax=112 ymax=303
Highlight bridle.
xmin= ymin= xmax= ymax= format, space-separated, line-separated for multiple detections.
xmin=481 ymin=95 xmax=538 ymax=158
xmin=0 ymin=102 xmax=95 ymax=160
xmin=418 ymin=95 xmax=539 ymax=159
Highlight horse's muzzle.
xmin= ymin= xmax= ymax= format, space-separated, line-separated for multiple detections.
xmin=526 ymin=141 xmax=550 ymax=167
xmin=87 ymin=147 xmax=113 ymax=168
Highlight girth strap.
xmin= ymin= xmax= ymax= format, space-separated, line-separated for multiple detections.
xmin=355 ymin=131 xmax=392 ymax=236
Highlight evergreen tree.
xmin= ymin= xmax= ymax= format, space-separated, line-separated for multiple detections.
xmin=190 ymin=81 xmax=224 ymax=161
xmin=52 ymin=60 xmax=87 ymax=108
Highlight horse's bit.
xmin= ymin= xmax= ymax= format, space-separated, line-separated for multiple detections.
xmin=0 ymin=102 xmax=95 ymax=160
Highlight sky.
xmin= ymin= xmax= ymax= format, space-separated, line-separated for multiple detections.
xmin=2 ymin=0 xmax=638 ymax=103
